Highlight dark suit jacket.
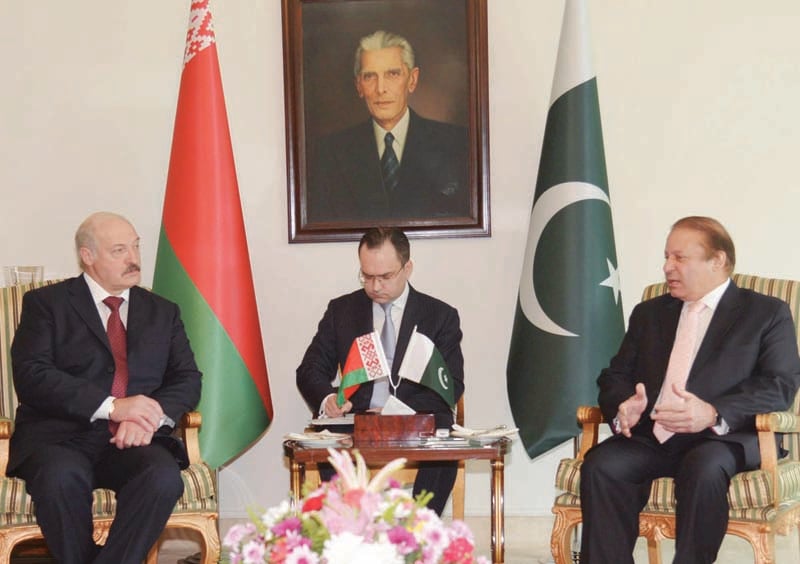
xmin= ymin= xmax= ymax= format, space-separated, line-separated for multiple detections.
xmin=9 ymin=276 xmax=202 ymax=473
xmin=597 ymin=281 xmax=800 ymax=467
xmin=296 ymin=285 xmax=464 ymax=427
xmin=307 ymin=110 xmax=470 ymax=223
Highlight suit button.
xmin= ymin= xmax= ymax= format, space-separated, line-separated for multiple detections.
xmin=107 ymin=366 xmax=115 ymax=373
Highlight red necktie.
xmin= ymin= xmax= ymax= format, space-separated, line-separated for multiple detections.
xmin=103 ymin=296 xmax=128 ymax=432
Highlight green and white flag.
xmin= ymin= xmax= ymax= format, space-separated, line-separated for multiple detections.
xmin=506 ymin=0 xmax=625 ymax=459
xmin=398 ymin=327 xmax=455 ymax=408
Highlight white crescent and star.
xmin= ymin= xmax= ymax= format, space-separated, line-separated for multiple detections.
xmin=519 ymin=181 xmax=620 ymax=337
xmin=438 ymin=367 xmax=449 ymax=390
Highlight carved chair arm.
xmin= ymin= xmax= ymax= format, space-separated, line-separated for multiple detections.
xmin=754 ymin=410 xmax=798 ymax=509
xmin=576 ymin=406 xmax=604 ymax=460
xmin=178 ymin=411 xmax=203 ymax=465
xmin=0 ymin=417 xmax=12 ymax=476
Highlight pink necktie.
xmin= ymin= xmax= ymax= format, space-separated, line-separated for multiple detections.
xmin=653 ymin=300 xmax=706 ymax=443
xmin=104 ymin=296 xmax=128 ymax=432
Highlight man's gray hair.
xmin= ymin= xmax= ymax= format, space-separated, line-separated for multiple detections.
xmin=74 ymin=211 xmax=129 ymax=271
xmin=354 ymin=30 xmax=415 ymax=77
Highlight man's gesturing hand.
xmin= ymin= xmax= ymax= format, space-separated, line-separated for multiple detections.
xmin=616 ymin=383 xmax=648 ymax=438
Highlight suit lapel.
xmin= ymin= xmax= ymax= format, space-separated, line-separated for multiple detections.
xmin=125 ymin=287 xmax=147 ymax=358
xmin=691 ymin=283 xmax=742 ymax=375
xmin=68 ymin=276 xmax=110 ymax=351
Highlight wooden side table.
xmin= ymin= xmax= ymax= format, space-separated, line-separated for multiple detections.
xmin=283 ymin=438 xmax=510 ymax=563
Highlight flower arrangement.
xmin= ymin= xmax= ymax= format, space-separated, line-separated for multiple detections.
xmin=223 ymin=448 xmax=488 ymax=564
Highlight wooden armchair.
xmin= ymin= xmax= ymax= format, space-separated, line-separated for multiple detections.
xmin=303 ymin=395 xmax=467 ymax=519
xmin=0 ymin=280 xmax=220 ymax=563
xmin=551 ymin=274 xmax=800 ymax=564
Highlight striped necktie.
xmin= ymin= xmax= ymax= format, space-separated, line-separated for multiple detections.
xmin=381 ymin=132 xmax=400 ymax=193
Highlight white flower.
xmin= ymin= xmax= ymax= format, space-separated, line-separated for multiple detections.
xmin=241 ymin=539 xmax=266 ymax=563
xmin=222 ymin=522 xmax=255 ymax=549
xmin=260 ymin=499 xmax=291 ymax=537
xmin=326 ymin=448 xmax=407 ymax=493
xmin=286 ymin=544 xmax=320 ymax=564
xmin=322 ymin=531 xmax=403 ymax=564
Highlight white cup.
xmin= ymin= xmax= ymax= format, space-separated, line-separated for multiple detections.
xmin=3 ymin=266 xmax=44 ymax=286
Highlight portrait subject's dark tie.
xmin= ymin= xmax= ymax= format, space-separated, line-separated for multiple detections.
xmin=104 ymin=296 xmax=128 ymax=432
xmin=381 ymin=132 xmax=400 ymax=193
xmin=370 ymin=301 xmax=395 ymax=408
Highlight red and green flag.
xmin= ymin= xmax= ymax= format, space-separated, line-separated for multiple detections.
xmin=336 ymin=332 xmax=391 ymax=406
xmin=153 ymin=0 xmax=272 ymax=469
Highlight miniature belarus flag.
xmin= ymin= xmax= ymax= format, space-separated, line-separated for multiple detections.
xmin=336 ymin=331 xmax=392 ymax=406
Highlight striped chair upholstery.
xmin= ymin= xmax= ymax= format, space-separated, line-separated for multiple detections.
xmin=550 ymin=274 xmax=800 ymax=564
xmin=0 ymin=280 xmax=220 ymax=563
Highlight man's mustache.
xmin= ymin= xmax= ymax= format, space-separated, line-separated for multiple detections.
xmin=125 ymin=264 xmax=141 ymax=274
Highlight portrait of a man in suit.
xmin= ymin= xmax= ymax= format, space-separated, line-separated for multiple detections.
xmin=306 ymin=30 xmax=471 ymax=224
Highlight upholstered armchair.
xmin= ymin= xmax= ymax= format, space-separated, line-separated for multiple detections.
xmin=551 ymin=274 xmax=800 ymax=564
xmin=0 ymin=280 xmax=220 ymax=563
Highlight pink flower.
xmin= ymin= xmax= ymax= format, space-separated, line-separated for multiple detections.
xmin=223 ymin=522 xmax=257 ymax=548
xmin=272 ymin=516 xmax=302 ymax=537
xmin=442 ymin=537 xmax=475 ymax=564
xmin=387 ymin=525 xmax=419 ymax=555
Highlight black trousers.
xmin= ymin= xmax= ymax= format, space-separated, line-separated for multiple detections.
xmin=318 ymin=461 xmax=458 ymax=515
xmin=579 ymin=433 xmax=746 ymax=564
xmin=15 ymin=428 xmax=184 ymax=564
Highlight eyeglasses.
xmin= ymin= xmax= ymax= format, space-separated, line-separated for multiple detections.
xmin=358 ymin=265 xmax=405 ymax=286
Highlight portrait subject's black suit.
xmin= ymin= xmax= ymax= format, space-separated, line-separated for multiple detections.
xmin=10 ymin=276 xmax=202 ymax=563
xmin=308 ymin=110 xmax=470 ymax=223
xmin=296 ymin=284 xmax=464 ymax=514
xmin=581 ymin=281 xmax=800 ymax=562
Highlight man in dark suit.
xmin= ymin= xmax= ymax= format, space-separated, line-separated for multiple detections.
xmin=579 ymin=216 xmax=800 ymax=564
xmin=10 ymin=211 xmax=202 ymax=564
xmin=296 ymin=226 xmax=464 ymax=515
xmin=307 ymin=30 xmax=470 ymax=223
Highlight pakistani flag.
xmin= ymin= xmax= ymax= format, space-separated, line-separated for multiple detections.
xmin=398 ymin=328 xmax=455 ymax=408
xmin=337 ymin=331 xmax=391 ymax=406
xmin=506 ymin=0 xmax=624 ymax=459
xmin=153 ymin=0 xmax=272 ymax=469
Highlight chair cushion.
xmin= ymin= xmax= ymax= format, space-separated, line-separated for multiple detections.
xmin=0 ymin=462 xmax=215 ymax=526
xmin=555 ymin=457 xmax=800 ymax=511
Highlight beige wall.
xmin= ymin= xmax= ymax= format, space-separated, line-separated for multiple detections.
xmin=2 ymin=0 xmax=799 ymax=518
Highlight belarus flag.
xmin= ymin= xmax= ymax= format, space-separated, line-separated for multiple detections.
xmin=336 ymin=331 xmax=391 ymax=406
xmin=398 ymin=327 xmax=455 ymax=408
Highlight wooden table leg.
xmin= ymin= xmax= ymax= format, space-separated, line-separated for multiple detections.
xmin=490 ymin=458 xmax=505 ymax=564
xmin=289 ymin=460 xmax=305 ymax=510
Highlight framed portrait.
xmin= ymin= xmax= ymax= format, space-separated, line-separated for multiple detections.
xmin=282 ymin=0 xmax=490 ymax=243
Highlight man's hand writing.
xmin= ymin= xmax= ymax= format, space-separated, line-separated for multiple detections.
xmin=323 ymin=395 xmax=352 ymax=418
xmin=650 ymin=385 xmax=716 ymax=434
xmin=616 ymin=383 xmax=648 ymax=437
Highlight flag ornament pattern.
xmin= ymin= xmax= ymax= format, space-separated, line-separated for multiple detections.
xmin=184 ymin=2 xmax=215 ymax=65
xmin=506 ymin=0 xmax=624 ymax=459
xmin=337 ymin=332 xmax=391 ymax=406
xmin=153 ymin=0 xmax=272 ymax=469
xmin=398 ymin=327 xmax=455 ymax=408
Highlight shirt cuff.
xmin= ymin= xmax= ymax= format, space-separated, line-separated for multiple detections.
xmin=712 ymin=416 xmax=730 ymax=435
xmin=319 ymin=393 xmax=337 ymax=417
xmin=90 ymin=396 xmax=116 ymax=422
